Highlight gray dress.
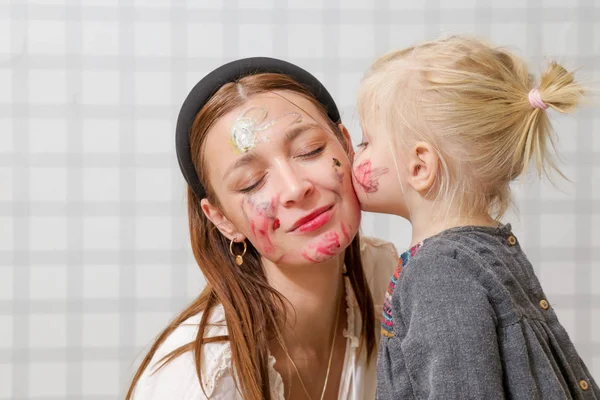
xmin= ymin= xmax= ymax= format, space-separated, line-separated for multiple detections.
xmin=377 ymin=224 xmax=598 ymax=399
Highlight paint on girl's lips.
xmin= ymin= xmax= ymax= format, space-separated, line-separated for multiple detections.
xmin=353 ymin=159 xmax=388 ymax=193
xmin=272 ymin=219 xmax=280 ymax=230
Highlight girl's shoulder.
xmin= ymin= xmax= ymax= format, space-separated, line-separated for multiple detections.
xmin=133 ymin=305 xmax=239 ymax=399
xmin=406 ymin=224 xmax=516 ymax=273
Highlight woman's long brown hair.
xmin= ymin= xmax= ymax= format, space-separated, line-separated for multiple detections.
xmin=125 ymin=73 xmax=375 ymax=400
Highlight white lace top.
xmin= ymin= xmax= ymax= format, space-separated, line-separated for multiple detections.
xmin=133 ymin=236 xmax=398 ymax=399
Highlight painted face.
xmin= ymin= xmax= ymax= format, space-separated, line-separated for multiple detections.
xmin=203 ymin=91 xmax=361 ymax=265
xmin=352 ymin=127 xmax=408 ymax=216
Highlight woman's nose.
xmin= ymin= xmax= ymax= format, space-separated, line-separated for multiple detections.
xmin=275 ymin=160 xmax=314 ymax=207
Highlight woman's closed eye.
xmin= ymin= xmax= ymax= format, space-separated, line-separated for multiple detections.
xmin=356 ymin=141 xmax=368 ymax=149
xmin=237 ymin=145 xmax=325 ymax=194
xmin=239 ymin=175 xmax=266 ymax=194
xmin=295 ymin=145 xmax=325 ymax=159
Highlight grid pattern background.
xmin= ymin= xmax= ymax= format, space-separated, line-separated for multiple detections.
xmin=0 ymin=0 xmax=598 ymax=398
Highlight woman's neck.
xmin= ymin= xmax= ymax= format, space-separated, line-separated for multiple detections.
xmin=262 ymin=254 xmax=345 ymax=357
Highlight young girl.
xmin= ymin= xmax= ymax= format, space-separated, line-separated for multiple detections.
xmin=352 ymin=36 xmax=598 ymax=399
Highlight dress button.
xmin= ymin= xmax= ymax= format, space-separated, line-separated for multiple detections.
xmin=539 ymin=299 xmax=549 ymax=310
xmin=580 ymin=380 xmax=589 ymax=391
xmin=507 ymin=235 xmax=517 ymax=246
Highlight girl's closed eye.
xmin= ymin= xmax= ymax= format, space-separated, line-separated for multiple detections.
xmin=357 ymin=141 xmax=368 ymax=149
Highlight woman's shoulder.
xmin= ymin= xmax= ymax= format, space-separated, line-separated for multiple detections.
xmin=359 ymin=235 xmax=399 ymax=299
xmin=360 ymin=235 xmax=399 ymax=273
xmin=133 ymin=305 xmax=239 ymax=399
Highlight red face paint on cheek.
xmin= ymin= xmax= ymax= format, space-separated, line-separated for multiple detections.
xmin=301 ymin=232 xmax=342 ymax=263
xmin=301 ymin=251 xmax=319 ymax=263
xmin=354 ymin=160 xmax=372 ymax=190
xmin=316 ymin=232 xmax=341 ymax=255
xmin=340 ymin=223 xmax=350 ymax=244
xmin=272 ymin=219 xmax=280 ymax=230
xmin=245 ymin=197 xmax=278 ymax=255
xmin=247 ymin=216 xmax=274 ymax=254
xmin=353 ymin=159 xmax=389 ymax=194
xmin=257 ymin=216 xmax=274 ymax=253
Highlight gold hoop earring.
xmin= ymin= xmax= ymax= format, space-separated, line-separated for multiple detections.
xmin=229 ymin=238 xmax=247 ymax=266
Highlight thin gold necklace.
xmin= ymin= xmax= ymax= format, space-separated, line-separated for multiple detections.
xmin=279 ymin=285 xmax=342 ymax=400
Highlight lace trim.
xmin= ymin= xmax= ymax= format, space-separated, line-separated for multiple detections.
xmin=201 ymin=340 xmax=231 ymax=396
xmin=268 ymin=353 xmax=285 ymax=398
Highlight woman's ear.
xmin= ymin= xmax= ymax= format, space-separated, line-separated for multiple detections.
xmin=337 ymin=123 xmax=355 ymax=161
xmin=406 ymin=141 xmax=439 ymax=194
xmin=200 ymin=198 xmax=246 ymax=242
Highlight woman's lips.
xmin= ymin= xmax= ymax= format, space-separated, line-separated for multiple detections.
xmin=289 ymin=205 xmax=334 ymax=233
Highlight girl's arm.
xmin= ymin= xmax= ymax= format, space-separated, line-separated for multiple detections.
xmin=393 ymin=253 xmax=505 ymax=399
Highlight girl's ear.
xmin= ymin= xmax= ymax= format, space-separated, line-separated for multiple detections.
xmin=405 ymin=141 xmax=439 ymax=194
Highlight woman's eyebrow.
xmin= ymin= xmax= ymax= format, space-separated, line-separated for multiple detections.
xmin=223 ymin=151 xmax=260 ymax=179
xmin=284 ymin=122 xmax=322 ymax=144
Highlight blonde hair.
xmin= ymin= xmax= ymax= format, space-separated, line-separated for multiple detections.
xmin=357 ymin=35 xmax=585 ymax=219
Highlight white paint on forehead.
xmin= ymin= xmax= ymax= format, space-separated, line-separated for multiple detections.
xmin=231 ymin=106 xmax=302 ymax=153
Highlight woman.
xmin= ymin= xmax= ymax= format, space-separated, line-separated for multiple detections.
xmin=126 ymin=58 xmax=398 ymax=399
